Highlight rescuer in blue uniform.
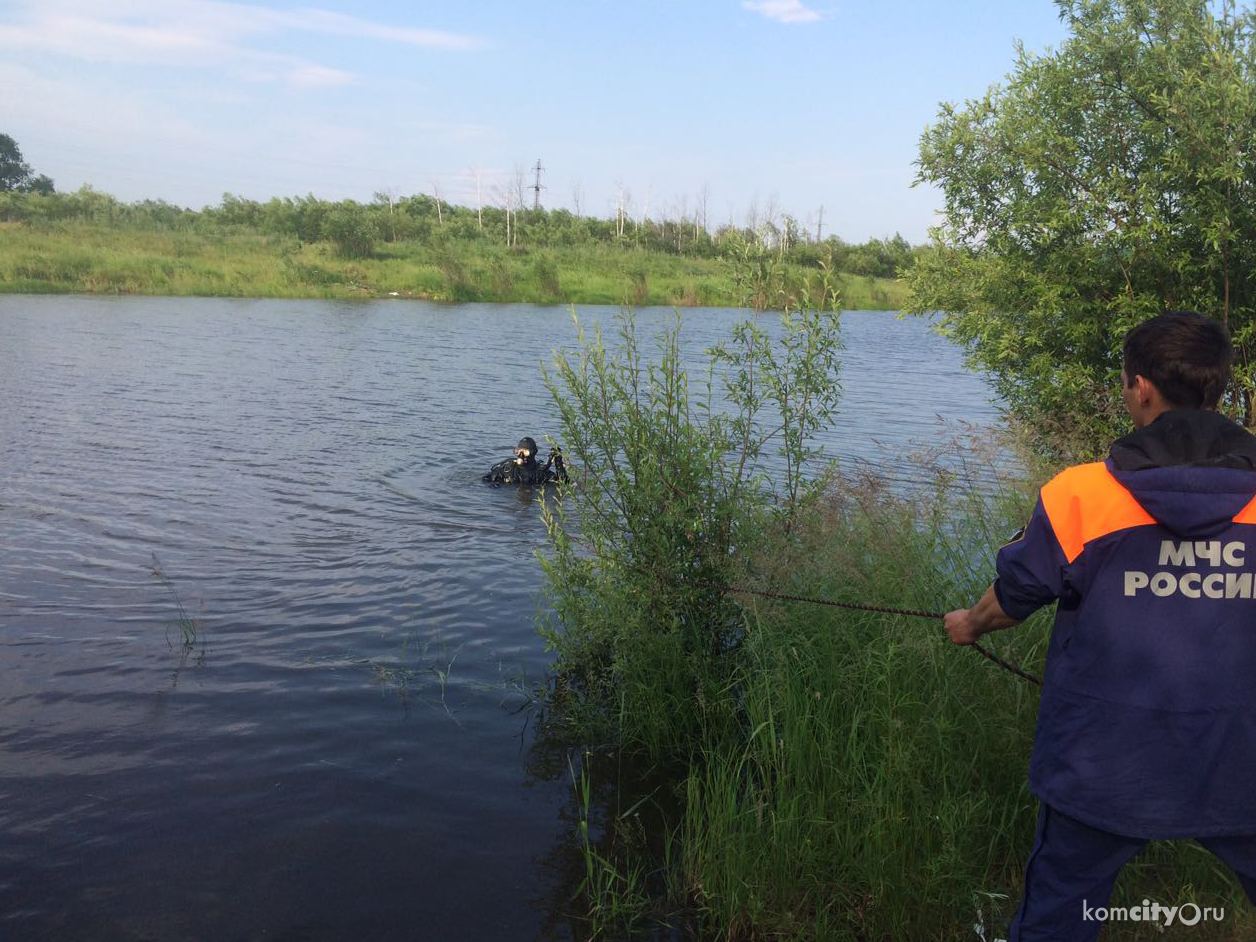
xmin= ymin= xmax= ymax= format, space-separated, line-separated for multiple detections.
xmin=945 ymin=311 xmax=1256 ymax=940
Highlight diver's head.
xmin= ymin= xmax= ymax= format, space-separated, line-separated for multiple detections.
xmin=514 ymin=436 xmax=539 ymax=462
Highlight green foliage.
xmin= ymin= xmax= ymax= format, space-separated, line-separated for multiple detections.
xmin=568 ymin=753 xmax=654 ymax=938
xmin=680 ymin=467 xmax=1047 ymax=938
xmin=726 ymin=229 xmax=845 ymax=313
xmin=428 ymin=240 xmax=475 ymax=300
xmin=676 ymin=464 xmax=1247 ymax=939
xmin=24 ymin=174 xmax=54 ymax=196
xmin=532 ymin=253 xmax=562 ymax=302
xmin=710 ymin=302 xmax=843 ymax=518
xmin=726 ymin=230 xmax=784 ymax=310
xmin=551 ymin=455 xmax=1252 ymax=939
xmin=0 ymin=134 xmax=28 ymax=191
xmin=0 ymin=184 xmax=914 ymax=308
xmin=538 ymin=291 xmax=842 ymax=760
xmin=0 ymin=133 xmax=53 ymax=193
xmin=908 ymin=0 xmax=1256 ymax=457
xmin=0 ymin=220 xmax=909 ymax=309
xmin=539 ymin=314 xmax=751 ymax=756
xmin=324 ymin=203 xmax=377 ymax=259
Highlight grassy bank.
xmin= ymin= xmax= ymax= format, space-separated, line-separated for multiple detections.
xmin=682 ymin=472 xmax=1249 ymax=940
xmin=561 ymin=467 xmax=1252 ymax=940
xmin=537 ymin=309 xmax=1252 ymax=940
xmin=0 ymin=221 xmax=908 ymax=310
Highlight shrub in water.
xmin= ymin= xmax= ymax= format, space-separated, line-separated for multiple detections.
xmin=539 ymin=292 xmax=842 ymax=761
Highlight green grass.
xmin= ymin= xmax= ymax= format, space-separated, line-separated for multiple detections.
xmin=673 ymin=470 xmax=1046 ymax=939
xmin=0 ymin=221 xmax=909 ymax=310
xmin=561 ymin=465 xmax=1256 ymax=940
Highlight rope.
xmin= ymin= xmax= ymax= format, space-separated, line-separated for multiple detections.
xmin=720 ymin=583 xmax=1043 ymax=687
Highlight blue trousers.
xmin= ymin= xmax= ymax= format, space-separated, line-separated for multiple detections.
xmin=1009 ymin=804 xmax=1256 ymax=941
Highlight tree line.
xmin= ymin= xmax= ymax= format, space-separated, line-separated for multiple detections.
xmin=0 ymin=169 xmax=919 ymax=281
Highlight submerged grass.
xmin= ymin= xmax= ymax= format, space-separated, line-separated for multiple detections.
xmin=150 ymin=553 xmax=207 ymax=688
xmin=0 ymin=221 xmax=908 ymax=310
xmin=150 ymin=552 xmax=202 ymax=652
xmin=570 ymin=752 xmax=655 ymax=939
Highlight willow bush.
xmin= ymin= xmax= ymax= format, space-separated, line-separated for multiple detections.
xmin=909 ymin=0 xmax=1256 ymax=459
xmin=538 ymin=294 xmax=841 ymax=761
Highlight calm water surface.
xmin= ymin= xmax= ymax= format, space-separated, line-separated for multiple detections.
xmin=0 ymin=296 xmax=1002 ymax=940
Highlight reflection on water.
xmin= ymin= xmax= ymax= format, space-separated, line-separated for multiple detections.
xmin=0 ymin=296 xmax=1001 ymax=940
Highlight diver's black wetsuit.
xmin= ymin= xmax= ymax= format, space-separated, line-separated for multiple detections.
xmin=483 ymin=452 xmax=568 ymax=485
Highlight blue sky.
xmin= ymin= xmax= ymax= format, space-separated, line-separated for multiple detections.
xmin=0 ymin=1 xmax=1069 ymax=242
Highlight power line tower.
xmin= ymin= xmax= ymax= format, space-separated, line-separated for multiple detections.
xmin=530 ymin=158 xmax=545 ymax=210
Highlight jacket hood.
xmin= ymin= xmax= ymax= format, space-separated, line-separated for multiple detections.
xmin=1108 ymin=410 xmax=1256 ymax=538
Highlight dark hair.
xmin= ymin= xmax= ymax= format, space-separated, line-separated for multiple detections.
xmin=1122 ymin=311 xmax=1232 ymax=409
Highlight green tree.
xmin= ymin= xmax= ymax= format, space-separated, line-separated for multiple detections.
xmin=324 ymin=203 xmax=378 ymax=258
xmin=0 ymin=133 xmax=33 ymax=191
xmin=907 ymin=0 xmax=1256 ymax=457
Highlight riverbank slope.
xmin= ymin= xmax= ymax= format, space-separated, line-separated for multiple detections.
xmin=0 ymin=222 xmax=907 ymax=309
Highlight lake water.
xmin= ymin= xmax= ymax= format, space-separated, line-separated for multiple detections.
xmin=0 ymin=296 xmax=1002 ymax=940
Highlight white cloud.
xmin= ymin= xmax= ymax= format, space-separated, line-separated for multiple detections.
xmin=0 ymin=1 xmax=485 ymax=87
xmin=742 ymin=0 xmax=825 ymax=24
xmin=278 ymin=8 xmax=484 ymax=51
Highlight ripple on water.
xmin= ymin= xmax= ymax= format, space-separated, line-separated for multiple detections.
xmin=0 ymin=296 xmax=1003 ymax=939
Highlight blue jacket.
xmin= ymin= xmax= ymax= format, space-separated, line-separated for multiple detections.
xmin=996 ymin=409 xmax=1256 ymax=837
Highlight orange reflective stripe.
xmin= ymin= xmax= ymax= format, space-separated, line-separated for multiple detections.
xmin=1039 ymin=462 xmax=1156 ymax=564
xmin=1234 ymin=492 xmax=1256 ymax=525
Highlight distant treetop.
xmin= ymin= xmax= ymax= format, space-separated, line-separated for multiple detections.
xmin=0 ymin=134 xmax=54 ymax=194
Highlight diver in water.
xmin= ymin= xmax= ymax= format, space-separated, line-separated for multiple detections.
xmin=483 ymin=436 xmax=568 ymax=485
